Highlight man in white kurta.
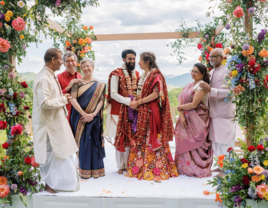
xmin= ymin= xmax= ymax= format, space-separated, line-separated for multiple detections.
xmin=33 ymin=48 xmax=79 ymax=193
xmin=200 ymin=48 xmax=236 ymax=158
xmin=104 ymin=49 xmax=138 ymax=174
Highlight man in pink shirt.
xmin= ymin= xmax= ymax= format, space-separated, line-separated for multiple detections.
xmin=200 ymin=48 xmax=236 ymax=158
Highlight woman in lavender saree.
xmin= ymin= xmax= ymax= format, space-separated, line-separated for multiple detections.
xmin=175 ymin=63 xmax=213 ymax=177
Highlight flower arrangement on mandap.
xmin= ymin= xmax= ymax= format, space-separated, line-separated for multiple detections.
xmin=208 ymin=138 xmax=268 ymax=208
xmin=222 ymin=28 xmax=268 ymax=140
xmin=49 ymin=18 xmax=96 ymax=73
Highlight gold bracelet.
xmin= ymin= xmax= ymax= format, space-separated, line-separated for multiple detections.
xmin=139 ymin=100 xmax=142 ymax=105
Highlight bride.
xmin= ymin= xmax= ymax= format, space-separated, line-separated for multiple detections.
xmin=125 ymin=52 xmax=179 ymax=181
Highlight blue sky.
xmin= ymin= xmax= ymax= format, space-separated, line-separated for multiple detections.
xmin=17 ymin=0 xmax=219 ymax=80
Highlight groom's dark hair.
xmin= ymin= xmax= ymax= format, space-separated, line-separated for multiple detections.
xmin=122 ymin=49 xmax=136 ymax=59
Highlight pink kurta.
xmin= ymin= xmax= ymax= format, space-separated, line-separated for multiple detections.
xmin=208 ymin=65 xmax=236 ymax=144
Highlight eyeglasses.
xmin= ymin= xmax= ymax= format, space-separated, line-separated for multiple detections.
xmin=65 ymin=60 xmax=76 ymax=63
xmin=208 ymin=55 xmax=220 ymax=60
xmin=190 ymin=70 xmax=199 ymax=74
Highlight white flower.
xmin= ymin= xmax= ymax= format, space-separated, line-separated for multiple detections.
xmin=17 ymin=1 xmax=25 ymax=8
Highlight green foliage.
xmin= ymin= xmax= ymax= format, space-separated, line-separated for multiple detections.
xmin=168 ymin=88 xmax=183 ymax=108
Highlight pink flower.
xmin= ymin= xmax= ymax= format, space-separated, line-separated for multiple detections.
xmin=0 ymin=184 xmax=10 ymax=197
xmin=233 ymin=6 xmax=244 ymax=18
xmin=0 ymin=38 xmax=11 ymax=53
xmin=256 ymin=184 xmax=268 ymax=198
xmin=11 ymin=124 xmax=23 ymax=136
xmin=132 ymin=166 xmax=140 ymax=174
xmin=87 ymin=38 xmax=92 ymax=44
xmin=233 ymin=85 xmax=245 ymax=95
xmin=153 ymin=168 xmax=161 ymax=176
xmin=135 ymin=159 xmax=143 ymax=168
xmin=8 ymin=72 xmax=16 ymax=79
xmin=12 ymin=17 xmax=26 ymax=31
xmin=259 ymin=0 xmax=267 ymax=2
xmin=19 ymin=92 xmax=25 ymax=99
xmin=156 ymin=159 xmax=163 ymax=168
xmin=0 ymin=89 xmax=4 ymax=95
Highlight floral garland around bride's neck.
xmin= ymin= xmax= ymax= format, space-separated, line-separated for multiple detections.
xmin=122 ymin=64 xmax=137 ymax=98
xmin=137 ymin=68 xmax=156 ymax=100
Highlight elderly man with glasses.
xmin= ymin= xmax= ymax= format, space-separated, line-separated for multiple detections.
xmin=57 ymin=51 xmax=82 ymax=124
xmin=200 ymin=48 xmax=236 ymax=163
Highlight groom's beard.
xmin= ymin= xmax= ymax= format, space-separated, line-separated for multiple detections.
xmin=125 ymin=61 xmax=135 ymax=71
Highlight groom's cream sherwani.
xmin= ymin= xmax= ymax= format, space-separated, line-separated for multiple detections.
xmin=33 ymin=66 xmax=79 ymax=192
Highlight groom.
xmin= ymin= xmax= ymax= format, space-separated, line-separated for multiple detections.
xmin=104 ymin=49 xmax=139 ymax=174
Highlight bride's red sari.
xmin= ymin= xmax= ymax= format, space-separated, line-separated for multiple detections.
xmin=125 ymin=69 xmax=179 ymax=181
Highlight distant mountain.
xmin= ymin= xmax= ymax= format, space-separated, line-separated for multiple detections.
xmin=19 ymin=72 xmax=37 ymax=81
xmin=164 ymin=73 xmax=192 ymax=87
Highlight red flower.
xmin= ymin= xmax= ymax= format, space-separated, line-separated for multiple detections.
xmin=241 ymin=158 xmax=250 ymax=165
xmin=11 ymin=124 xmax=23 ymax=136
xmin=0 ymin=121 xmax=7 ymax=130
xmin=254 ymin=79 xmax=261 ymax=85
xmin=197 ymin=43 xmax=203 ymax=50
xmin=264 ymin=75 xmax=268 ymax=89
xmin=14 ymin=111 xmax=20 ymax=117
xmin=20 ymin=81 xmax=28 ymax=88
xmin=23 ymin=106 xmax=29 ymax=110
xmin=24 ymin=157 xmax=31 ymax=165
xmin=227 ymin=147 xmax=233 ymax=152
xmin=31 ymin=156 xmax=39 ymax=168
xmin=243 ymin=175 xmax=250 ymax=187
xmin=1 ymin=143 xmax=9 ymax=149
xmin=248 ymin=59 xmax=260 ymax=74
xmin=233 ymin=6 xmax=244 ymax=18
xmin=209 ymin=67 xmax=212 ymax=71
xmin=248 ymin=146 xmax=256 ymax=152
xmin=0 ymin=103 xmax=6 ymax=113
xmin=257 ymin=145 xmax=265 ymax=151
xmin=206 ymin=53 xmax=210 ymax=61
xmin=215 ymin=43 xmax=223 ymax=48
xmin=13 ymin=93 xmax=17 ymax=100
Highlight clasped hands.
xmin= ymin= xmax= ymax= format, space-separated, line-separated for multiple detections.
xmin=80 ymin=112 xmax=96 ymax=123
xmin=129 ymin=100 xmax=140 ymax=110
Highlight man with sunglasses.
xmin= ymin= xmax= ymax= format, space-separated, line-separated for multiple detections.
xmin=200 ymin=48 xmax=236 ymax=162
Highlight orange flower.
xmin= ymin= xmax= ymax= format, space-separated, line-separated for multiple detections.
xmin=172 ymin=166 xmax=179 ymax=176
xmin=77 ymin=63 xmax=80 ymax=66
xmin=223 ymin=47 xmax=230 ymax=55
xmin=90 ymin=26 xmax=94 ymax=30
xmin=17 ymin=171 xmax=23 ymax=176
xmin=144 ymin=171 xmax=154 ymax=181
xmin=207 ymin=46 xmax=214 ymax=52
xmin=0 ymin=1 xmax=4 ymax=5
xmin=78 ymin=38 xmax=84 ymax=45
xmin=65 ymin=40 xmax=71 ymax=47
xmin=83 ymin=26 xmax=88 ymax=30
xmin=79 ymin=51 xmax=85 ymax=54
xmin=88 ymin=46 xmax=92 ymax=50
xmin=233 ymin=84 xmax=245 ymax=95
xmin=0 ymin=176 xmax=8 ymax=185
xmin=218 ymin=161 xmax=224 ymax=168
xmin=0 ymin=184 xmax=10 ymax=198
xmin=259 ymin=49 xmax=268 ymax=58
xmin=252 ymin=175 xmax=260 ymax=182
xmin=242 ymin=45 xmax=254 ymax=57
xmin=203 ymin=190 xmax=209 ymax=195
xmin=253 ymin=165 xmax=264 ymax=175
xmin=248 ymin=55 xmax=255 ymax=61
xmin=3 ymin=156 xmax=9 ymax=160
xmin=215 ymin=192 xmax=222 ymax=203
xmin=248 ymin=168 xmax=253 ymax=174
xmin=218 ymin=154 xmax=225 ymax=161
xmin=72 ymin=40 xmax=77 ymax=44
xmin=198 ymin=56 xmax=202 ymax=61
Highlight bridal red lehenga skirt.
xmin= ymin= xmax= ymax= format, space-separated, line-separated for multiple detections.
xmin=125 ymin=132 xmax=179 ymax=181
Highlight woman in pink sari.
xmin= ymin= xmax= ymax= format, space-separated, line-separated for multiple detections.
xmin=175 ymin=63 xmax=212 ymax=177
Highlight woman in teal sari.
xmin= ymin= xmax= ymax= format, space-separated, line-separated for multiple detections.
xmin=70 ymin=59 xmax=105 ymax=179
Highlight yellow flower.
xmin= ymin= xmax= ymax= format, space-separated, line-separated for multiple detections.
xmin=20 ymin=34 xmax=24 ymax=39
xmin=222 ymin=59 xmax=227 ymax=66
xmin=80 ymin=54 xmax=85 ymax=58
xmin=6 ymin=11 xmax=13 ymax=17
xmin=241 ymin=163 xmax=248 ymax=169
xmin=144 ymin=171 xmax=154 ymax=181
xmin=259 ymin=174 xmax=265 ymax=180
xmin=232 ymin=70 xmax=238 ymax=77
xmin=263 ymin=160 xmax=268 ymax=166
xmin=264 ymin=192 xmax=268 ymax=201
xmin=5 ymin=15 xmax=10 ymax=22
xmin=23 ymin=14 xmax=27 ymax=17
